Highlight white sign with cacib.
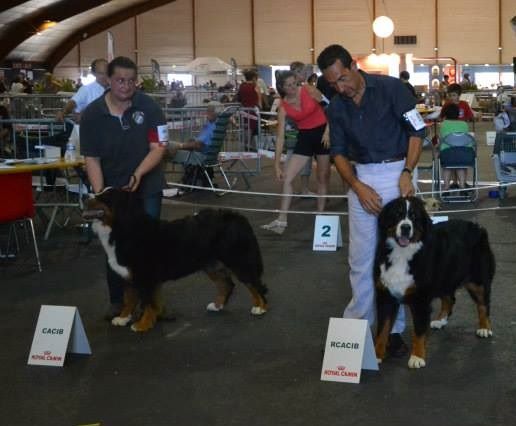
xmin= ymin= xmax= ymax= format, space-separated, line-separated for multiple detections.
xmin=313 ymin=215 xmax=342 ymax=251
xmin=321 ymin=318 xmax=378 ymax=384
xmin=28 ymin=305 xmax=91 ymax=367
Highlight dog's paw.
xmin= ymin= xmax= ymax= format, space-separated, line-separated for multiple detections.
xmin=130 ymin=322 xmax=152 ymax=332
xmin=476 ymin=328 xmax=493 ymax=338
xmin=111 ymin=315 xmax=132 ymax=326
xmin=250 ymin=306 xmax=267 ymax=315
xmin=430 ymin=317 xmax=448 ymax=329
xmin=408 ymin=355 xmax=426 ymax=369
xmin=206 ymin=302 xmax=224 ymax=312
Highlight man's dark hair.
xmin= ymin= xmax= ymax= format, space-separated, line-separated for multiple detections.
xmin=443 ymin=103 xmax=460 ymax=120
xmin=447 ymin=83 xmax=462 ymax=95
xmin=275 ymin=70 xmax=296 ymax=98
xmin=91 ymin=58 xmax=107 ymax=74
xmin=317 ymin=44 xmax=353 ymax=71
xmin=399 ymin=70 xmax=410 ymax=80
xmin=108 ymin=56 xmax=137 ymax=77
xmin=243 ymin=69 xmax=258 ymax=82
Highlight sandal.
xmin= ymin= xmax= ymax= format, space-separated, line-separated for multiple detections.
xmin=261 ymin=219 xmax=288 ymax=235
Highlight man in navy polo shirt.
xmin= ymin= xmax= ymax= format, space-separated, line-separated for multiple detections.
xmin=80 ymin=56 xmax=168 ymax=318
xmin=317 ymin=45 xmax=425 ymax=357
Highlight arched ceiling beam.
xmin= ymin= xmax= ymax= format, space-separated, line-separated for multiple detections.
xmin=0 ymin=1 xmax=29 ymax=14
xmin=0 ymin=0 xmax=111 ymax=62
xmin=44 ymin=0 xmax=176 ymax=70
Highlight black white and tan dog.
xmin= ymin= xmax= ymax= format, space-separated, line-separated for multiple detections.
xmin=374 ymin=196 xmax=495 ymax=369
xmin=82 ymin=188 xmax=268 ymax=332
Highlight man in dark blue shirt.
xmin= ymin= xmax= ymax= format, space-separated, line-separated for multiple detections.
xmin=317 ymin=44 xmax=424 ymax=358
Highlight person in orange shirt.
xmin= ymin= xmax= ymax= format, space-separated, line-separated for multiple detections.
xmin=261 ymin=71 xmax=330 ymax=234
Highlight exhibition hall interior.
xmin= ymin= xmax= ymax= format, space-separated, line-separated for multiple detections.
xmin=1 ymin=1 xmax=516 ymax=425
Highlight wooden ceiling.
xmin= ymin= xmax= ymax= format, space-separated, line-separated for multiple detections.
xmin=0 ymin=0 xmax=176 ymax=69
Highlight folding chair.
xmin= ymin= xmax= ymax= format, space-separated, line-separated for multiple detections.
xmin=434 ymin=132 xmax=477 ymax=202
xmin=174 ymin=106 xmax=237 ymax=192
xmin=0 ymin=173 xmax=42 ymax=272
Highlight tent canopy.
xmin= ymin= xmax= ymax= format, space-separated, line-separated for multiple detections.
xmin=186 ymin=57 xmax=232 ymax=74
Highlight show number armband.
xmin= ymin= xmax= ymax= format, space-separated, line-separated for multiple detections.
xmin=147 ymin=124 xmax=170 ymax=147
xmin=402 ymin=108 xmax=426 ymax=131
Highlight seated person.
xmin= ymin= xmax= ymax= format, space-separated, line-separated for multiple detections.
xmin=438 ymin=103 xmax=473 ymax=195
xmin=440 ymin=83 xmax=478 ymax=121
xmin=169 ymin=103 xmax=220 ymax=186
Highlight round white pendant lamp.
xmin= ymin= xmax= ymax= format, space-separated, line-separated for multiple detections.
xmin=373 ymin=16 xmax=394 ymax=38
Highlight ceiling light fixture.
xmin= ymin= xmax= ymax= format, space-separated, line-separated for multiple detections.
xmin=372 ymin=16 xmax=394 ymax=38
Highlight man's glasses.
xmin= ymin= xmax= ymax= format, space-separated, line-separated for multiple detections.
xmin=113 ymin=78 xmax=136 ymax=87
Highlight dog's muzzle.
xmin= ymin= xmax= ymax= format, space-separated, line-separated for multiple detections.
xmin=82 ymin=209 xmax=105 ymax=221
xmin=396 ymin=222 xmax=413 ymax=247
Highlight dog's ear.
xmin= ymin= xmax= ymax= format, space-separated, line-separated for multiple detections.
xmin=412 ymin=196 xmax=433 ymax=237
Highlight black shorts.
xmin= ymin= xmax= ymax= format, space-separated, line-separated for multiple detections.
xmin=440 ymin=147 xmax=475 ymax=167
xmin=293 ymin=124 xmax=329 ymax=157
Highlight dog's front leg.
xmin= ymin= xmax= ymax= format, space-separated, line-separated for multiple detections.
xmin=112 ymin=286 xmax=138 ymax=327
xmin=131 ymin=287 xmax=161 ymax=332
xmin=375 ymin=287 xmax=397 ymax=363
xmin=407 ymin=299 xmax=431 ymax=369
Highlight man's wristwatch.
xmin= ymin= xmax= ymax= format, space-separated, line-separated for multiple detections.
xmin=402 ymin=167 xmax=413 ymax=176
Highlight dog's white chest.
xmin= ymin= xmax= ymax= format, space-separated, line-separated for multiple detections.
xmin=92 ymin=221 xmax=131 ymax=280
xmin=380 ymin=238 xmax=422 ymax=299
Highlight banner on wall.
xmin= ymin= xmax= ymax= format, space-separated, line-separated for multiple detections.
xmin=107 ymin=31 xmax=114 ymax=62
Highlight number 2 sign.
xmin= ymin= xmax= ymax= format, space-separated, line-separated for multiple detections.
xmin=313 ymin=215 xmax=343 ymax=251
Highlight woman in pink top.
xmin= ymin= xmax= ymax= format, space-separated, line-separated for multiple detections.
xmin=262 ymin=70 xmax=330 ymax=234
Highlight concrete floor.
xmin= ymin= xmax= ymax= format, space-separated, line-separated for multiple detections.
xmin=1 ymin=122 xmax=516 ymax=426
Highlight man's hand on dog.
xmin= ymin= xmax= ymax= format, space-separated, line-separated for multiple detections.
xmin=123 ymin=173 xmax=141 ymax=192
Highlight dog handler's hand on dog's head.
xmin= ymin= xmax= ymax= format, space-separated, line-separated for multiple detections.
xmin=399 ymin=172 xmax=415 ymax=197
xmin=354 ymin=181 xmax=382 ymax=215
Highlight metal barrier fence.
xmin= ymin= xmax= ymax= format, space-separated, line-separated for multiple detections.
xmin=148 ymin=89 xmax=236 ymax=109
xmin=0 ymin=90 xmax=236 ymax=119
xmin=0 ymin=94 xmax=72 ymax=119
xmin=0 ymin=118 xmax=72 ymax=158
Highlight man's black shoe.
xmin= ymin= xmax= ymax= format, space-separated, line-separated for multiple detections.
xmin=387 ymin=333 xmax=409 ymax=358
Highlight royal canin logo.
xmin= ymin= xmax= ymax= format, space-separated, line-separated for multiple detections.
xmin=337 ymin=365 xmax=346 ymax=371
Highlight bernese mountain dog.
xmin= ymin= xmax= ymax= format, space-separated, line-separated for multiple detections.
xmin=374 ymin=196 xmax=495 ymax=369
xmin=82 ymin=188 xmax=268 ymax=332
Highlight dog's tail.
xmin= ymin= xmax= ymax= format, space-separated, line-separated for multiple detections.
xmin=477 ymin=227 xmax=496 ymax=282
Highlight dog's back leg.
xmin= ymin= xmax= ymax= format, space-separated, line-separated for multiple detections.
xmin=205 ymin=265 xmax=236 ymax=312
xmin=466 ymin=231 xmax=494 ymax=338
xmin=242 ymin=279 xmax=268 ymax=316
xmin=223 ymin=259 xmax=267 ymax=316
xmin=430 ymin=295 xmax=456 ymax=329
xmin=464 ymin=282 xmax=493 ymax=338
